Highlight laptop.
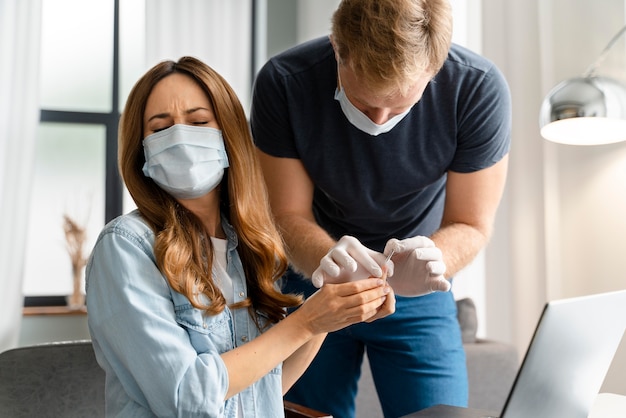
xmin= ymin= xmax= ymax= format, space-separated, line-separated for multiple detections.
xmin=403 ymin=289 xmax=626 ymax=418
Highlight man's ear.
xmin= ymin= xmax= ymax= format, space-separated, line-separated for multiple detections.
xmin=329 ymin=35 xmax=341 ymax=64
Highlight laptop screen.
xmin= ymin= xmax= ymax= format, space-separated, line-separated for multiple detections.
xmin=500 ymin=290 xmax=626 ymax=418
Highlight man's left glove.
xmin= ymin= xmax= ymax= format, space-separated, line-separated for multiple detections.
xmin=383 ymin=236 xmax=450 ymax=297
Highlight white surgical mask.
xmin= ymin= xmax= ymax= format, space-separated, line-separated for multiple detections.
xmin=142 ymin=124 xmax=229 ymax=199
xmin=334 ymin=74 xmax=413 ymax=136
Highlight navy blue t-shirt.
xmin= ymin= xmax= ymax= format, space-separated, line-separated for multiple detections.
xmin=251 ymin=37 xmax=511 ymax=252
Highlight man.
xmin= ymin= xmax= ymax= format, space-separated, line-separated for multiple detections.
xmin=250 ymin=0 xmax=511 ymax=417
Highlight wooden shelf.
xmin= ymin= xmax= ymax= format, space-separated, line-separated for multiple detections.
xmin=23 ymin=305 xmax=87 ymax=316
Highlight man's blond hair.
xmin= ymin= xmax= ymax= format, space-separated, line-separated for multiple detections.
xmin=331 ymin=0 xmax=453 ymax=94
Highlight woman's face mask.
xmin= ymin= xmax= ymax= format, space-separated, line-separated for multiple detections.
xmin=142 ymin=124 xmax=230 ymax=199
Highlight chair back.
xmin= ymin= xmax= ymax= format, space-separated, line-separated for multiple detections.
xmin=0 ymin=339 xmax=333 ymax=417
xmin=0 ymin=340 xmax=105 ymax=417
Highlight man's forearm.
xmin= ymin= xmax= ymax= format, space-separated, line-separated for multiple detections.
xmin=275 ymin=214 xmax=336 ymax=278
xmin=430 ymin=222 xmax=491 ymax=279
xmin=278 ymin=212 xmax=491 ymax=280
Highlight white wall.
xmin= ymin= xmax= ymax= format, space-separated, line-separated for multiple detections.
xmin=295 ymin=0 xmax=339 ymax=42
xmin=482 ymin=0 xmax=626 ymax=395
xmin=543 ymin=0 xmax=626 ymax=300
xmin=19 ymin=314 xmax=89 ymax=347
xmin=543 ymin=0 xmax=626 ymax=395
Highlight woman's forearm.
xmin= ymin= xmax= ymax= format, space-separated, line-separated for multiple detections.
xmin=281 ymin=333 xmax=327 ymax=394
xmin=220 ymin=312 xmax=315 ymax=399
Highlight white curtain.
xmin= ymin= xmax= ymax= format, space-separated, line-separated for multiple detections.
xmin=145 ymin=0 xmax=252 ymax=111
xmin=0 ymin=0 xmax=42 ymax=352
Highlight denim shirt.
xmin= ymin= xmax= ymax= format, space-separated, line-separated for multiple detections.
xmin=85 ymin=210 xmax=284 ymax=417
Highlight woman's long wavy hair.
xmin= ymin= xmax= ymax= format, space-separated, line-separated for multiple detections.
xmin=119 ymin=56 xmax=302 ymax=327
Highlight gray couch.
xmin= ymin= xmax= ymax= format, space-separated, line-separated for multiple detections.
xmin=355 ymin=298 xmax=519 ymax=417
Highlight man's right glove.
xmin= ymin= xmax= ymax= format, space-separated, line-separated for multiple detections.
xmin=383 ymin=236 xmax=450 ymax=297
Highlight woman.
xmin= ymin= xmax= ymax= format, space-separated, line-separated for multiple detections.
xmin=85 ymin=56 xmax=395 ymax=417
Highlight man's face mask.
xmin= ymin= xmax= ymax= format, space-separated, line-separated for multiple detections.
xmin=334 ymin=70 xmax=413 ymax=136
xmin=142 ymin=124 xmax=229 ymax=199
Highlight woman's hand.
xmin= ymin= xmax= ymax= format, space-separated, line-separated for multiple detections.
xmin=292 ymin=278 xmax=394 ymax=335
xmin=365 ymin=268 xmax=396 ymax=322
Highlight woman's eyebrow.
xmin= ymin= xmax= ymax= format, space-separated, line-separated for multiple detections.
xmin=146 ymin=107 xmax=211 ymax=123
xmin=185 ymin=107 xmax=211 ymax=115
xmin=146 ymin=112 xmax=169 ymax=123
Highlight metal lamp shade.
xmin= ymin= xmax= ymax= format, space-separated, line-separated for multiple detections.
xmin=539 ymin=76 xmax=626 ymax=145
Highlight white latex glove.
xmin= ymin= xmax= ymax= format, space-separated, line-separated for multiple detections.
xmin=383 ymin=236 xmax=450 ymax=297
xmin=311 ymin=235 xmax=385 ymax=288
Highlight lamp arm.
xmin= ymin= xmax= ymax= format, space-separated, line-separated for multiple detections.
xmin=583 ymin=24 xmax=626 ymax=78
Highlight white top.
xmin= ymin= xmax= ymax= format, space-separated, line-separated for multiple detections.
xmin=210 ymin=236 xmax=233 ymax=305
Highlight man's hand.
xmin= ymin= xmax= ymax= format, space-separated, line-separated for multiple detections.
xmin=311 ymin=235 xmax=385 ymax=287
xmin=383 ymin=236 xmax=450 ymax=297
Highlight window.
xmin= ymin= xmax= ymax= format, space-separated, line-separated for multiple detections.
xmin=23 ymin=0 xmax=145 ymax=303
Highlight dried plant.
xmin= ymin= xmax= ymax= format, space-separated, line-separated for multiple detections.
xmin=63 ymin=214 xmax=87 ymax=308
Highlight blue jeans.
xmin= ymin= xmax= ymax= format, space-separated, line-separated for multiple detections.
xmin=283 ymin=272 xmax=468 ymax=418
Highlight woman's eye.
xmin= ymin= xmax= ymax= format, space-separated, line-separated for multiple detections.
xmin=192 ymin=121 xmax=209 ymax=125
xmin=152 ymin=126 xmax=170 ymax=133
